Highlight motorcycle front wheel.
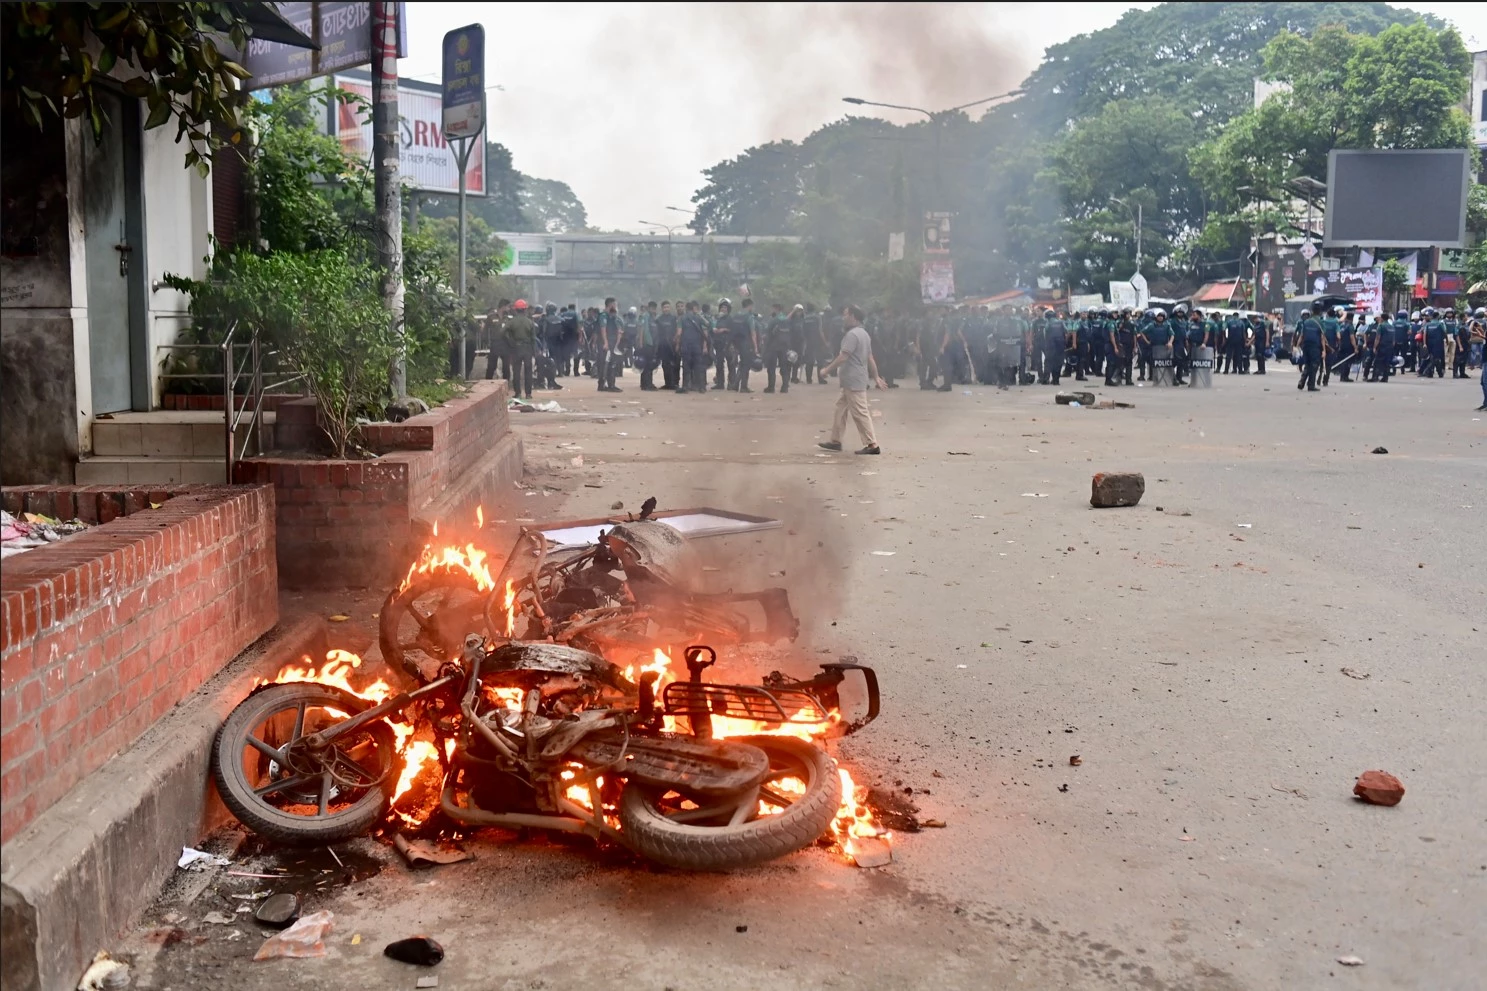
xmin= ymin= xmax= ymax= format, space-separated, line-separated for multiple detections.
xmin=212 ymin=683 xmax=398 ymax=845
xmin=618 ymin=735 xmax=841 ymax=870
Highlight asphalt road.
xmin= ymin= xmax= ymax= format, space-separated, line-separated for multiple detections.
xmin=122 ymin=366 xmax=1485 ymax=991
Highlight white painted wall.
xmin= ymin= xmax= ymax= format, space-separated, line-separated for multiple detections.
xmin=139 ymin=119 xmax=212 ymax=406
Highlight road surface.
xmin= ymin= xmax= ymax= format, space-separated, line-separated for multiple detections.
xmin=122 ymin=369 xmax=1485 ymax=990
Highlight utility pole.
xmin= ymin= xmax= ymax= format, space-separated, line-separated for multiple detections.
xmin=372 ymin=2 xmax=406 ymax=398
xmin=1135 ymin=202 xmax=1142 ymax=277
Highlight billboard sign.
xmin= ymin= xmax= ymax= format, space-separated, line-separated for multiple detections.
xmin=923 ymin=211 xmax=952 ymax=254
xmin=332 ymin=75 xmax=485 ymax=195
xmin=441 ymin=24 xmax=485 ymax=139
xmin=1309 ymin=267 xmax=1384 ymax=315
xmin=245 ymin=2 xmax=406 ymax=88
xmin=1108 ymin=281 xmax=1137 ymax=309
xmin=498 ymin=235 xmax=557 ymax=276
xmin=1257 ymin=249 xmax=1305 ymax=313
xmin=1325 ymin=149 xmax=1470 ymax=248
xmin=920 ymin=258 xmax=956 ymax=304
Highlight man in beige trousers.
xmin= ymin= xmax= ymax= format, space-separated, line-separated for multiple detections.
xmin=817 ymin=304 xmax=886 ymax=455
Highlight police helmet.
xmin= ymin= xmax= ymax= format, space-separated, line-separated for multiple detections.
xmin=751 ymin=356 xmax=765 ymax=372
xmin=1333 ymin=306 xmax=1346 ymax=315
xmin=1396 ymin=310 xmax=1409 ymax=319
xmin=513 ymin=299 xmax=528 ymax=310
xmin=1410 ymin=310 xmax=1420 ymax=320
xmin=785 ymin=350 xmax=799 ymax=364
xmin=546 ymin=302 xmax=557 ymax=314
xmin=717 ymin=297 xmax=732 ymax=309
xmin=1474 ymin=307 xmax=1486 ymax=318
xmin=627 ymin=306 xmax=638 ymax=315
xmin=1153 ymin=309 xmax=1167 ymax=319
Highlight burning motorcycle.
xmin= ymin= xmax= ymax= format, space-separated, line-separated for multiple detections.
xmin=380 ymin=509 xmax=799 ymax=683
xmin=211 ymin=639 xmax=880 ymax=870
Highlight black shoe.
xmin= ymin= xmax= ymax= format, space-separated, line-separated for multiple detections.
xmin=739 ymin=387 xmax=753 ymax=394
xmin=711 ymin=383 xmax=724 ymax=390
xmin=817 ymin=441 xmax=843 ymax=451
xmin=1297 ymin=381 xmax=1304 ymax=390
xmin=856 ymin=445 xmax=881 ymax=455
xmin=763 ymin=385 xmax=775 ymax=393
xmin=1308 ymin=386 xmax=1320 ymax=392
xmin=675 ymin=388 xmax=688 ymax=395
xmin=781 ymin=387 xmax=789 ymax=394
xmin=937 ymin=385 xmax=952 ymax=392
xmin=548 ymin=382 xmax=562 ymax=390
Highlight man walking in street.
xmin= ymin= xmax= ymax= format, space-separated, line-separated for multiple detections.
xmin=817 ymin=305 xmax=886 ymax=456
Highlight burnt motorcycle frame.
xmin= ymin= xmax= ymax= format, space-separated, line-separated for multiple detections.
xmin=296 ymin=640 xmax=880 ymax=850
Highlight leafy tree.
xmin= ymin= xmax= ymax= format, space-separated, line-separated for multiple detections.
xmin=520 ymin=174 xmax=588 ymax=232
xmin=689 ymin=2 xmax=1435 ymax=297
xmin=1196 ymin=22 xmax=1472 ymax=214
xmin=416 ymin=139 xmax=529 ymax=232
xmin=1 ymin=1 xmax=254 ymax=175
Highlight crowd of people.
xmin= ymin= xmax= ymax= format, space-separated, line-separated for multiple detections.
xmin=474 ymin=296 xmax=1487 ymax=411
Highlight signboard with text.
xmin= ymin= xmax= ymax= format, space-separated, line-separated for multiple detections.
xmin=923 ymin=211 xmax=952 ymax=254
xmin=498 ymin=234 xmax=557 ymax=277
xmin=1309 ymin=267 xmax=1384 ymax=315
xmin=245 ymin=2 xmax=406 ymax=88
xmin=331 ymin=75 xmax=485 ymax=195
xmin=920 ymin=258 xmax=956 ymax=304
xmin=441 ymin=24 xmax=485 ymax=139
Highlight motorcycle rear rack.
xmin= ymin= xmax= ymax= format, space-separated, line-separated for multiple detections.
xmin=660 ymin=681 xmax=831 ymax=725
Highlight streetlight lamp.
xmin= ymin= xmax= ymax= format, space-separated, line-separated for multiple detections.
xmin=1111 ymin=196 xmax=1144 ymax=278
xmin=840 ymin=88 xmax=1023 ymax=205
xmin=639 ymin=220 xmax=685 ymax=236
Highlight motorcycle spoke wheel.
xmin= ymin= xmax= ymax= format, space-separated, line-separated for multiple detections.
xmin=619 ymin=735 xmax=842 ymax=870
xmin=212 ymin=683 xmax=398 ymax=845
xmin=380 ymin=575 xmax=487 ymax=682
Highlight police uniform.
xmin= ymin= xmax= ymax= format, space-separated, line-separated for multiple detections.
xmin=763 ymin=307 xmax=793 ymax=393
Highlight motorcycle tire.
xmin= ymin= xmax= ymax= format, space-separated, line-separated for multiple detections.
xmin=618 ymin=735 xmax=841 ymax=871
xmin=212 ymin=682 xmax=399 ymax=846
xmin=380 ymin=571 xmax=488 ymax=683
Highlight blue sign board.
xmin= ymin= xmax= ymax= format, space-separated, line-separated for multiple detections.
xmin=441 ymin=24 xmax=485 ymax=139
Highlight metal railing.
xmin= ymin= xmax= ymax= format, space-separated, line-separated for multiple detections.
xmin=154 ymin=321 xmax=306 ymax=481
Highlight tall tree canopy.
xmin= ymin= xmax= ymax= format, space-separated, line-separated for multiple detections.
xmin=688 ymin=1 xmax=1452 ymax=299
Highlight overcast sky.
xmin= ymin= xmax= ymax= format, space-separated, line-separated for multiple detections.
xmin=397 ymin=2 xmax=1486 ymax=232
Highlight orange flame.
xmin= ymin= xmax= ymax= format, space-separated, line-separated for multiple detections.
xmin=400 ymin=541 xmax=497 ymax=594
xmin=620 ymin=648 xmax=885 ymax=860
xmin=476 ymin=504 xmax=484 ymax=529
xmin=503 ymin=580 xmax=516 ymax=637
xmin=259 ymin=650 xmax=433 ymax=809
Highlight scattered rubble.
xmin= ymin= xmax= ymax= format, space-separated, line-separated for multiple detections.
xmin=848 ymin=836 xmax=894 ymax=868
xmin=254 ymin=892 xmax=302 ymax=928
xmin=177 ymin=847 xmax=229 ymax=870
xmin=253 ymin=910 xmax=335 ymax=961
xmin=1340 ymin=667 xmax=1370 ymax=680
xmin=1056 ymin=391 xmax=1096 ymax=405
xmin=1090 ymin=472 xmax=1145 ymax=508
xmin=384 ymin=936 xmax=445 ymax=967
xmin=76 ymin=951 xmax=130 ymax=991
xmin=2 ymin=510 xmax=91 ymax=558
xmin=393 ymin=835 xmax=471 ymax=868
xmin=1370 ymin=446 xmax=1388 ymax=454
xmin=1069 ymin=755 xmax=1082 ymax=766
xmin=1353 ymin=770 xmax=1405 ymax=806
xmin=1337 ymin=955 xmax=1365 ymax=967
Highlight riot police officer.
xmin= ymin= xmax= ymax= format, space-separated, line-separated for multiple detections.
xmin=1421 ymin=307 xmax=1447 ymax=379
xmin=655 ymin=301 xmax=679 ymax=390
xmin=1295 ymin=306 xmax=1323 ymax=392
xmin=763 ymin=302 xmax=793 ymax=393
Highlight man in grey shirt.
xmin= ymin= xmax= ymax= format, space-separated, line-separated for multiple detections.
xmin=817 ymin=304 xmax=886 ymax=455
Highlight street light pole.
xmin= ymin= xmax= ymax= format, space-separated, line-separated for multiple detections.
xmin=841 ymin=89 xmax=1022 ymax=209
xmin=1111 ymin=196 xmax=1143 ymax=278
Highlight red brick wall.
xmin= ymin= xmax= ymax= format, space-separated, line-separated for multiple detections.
xmin=2 ymin=485 xmax=189 ymax=524
xmin=238 ymin=381 xmax=520 ymax=590
xmin=0 ymin=486 xmax=278 ymax=842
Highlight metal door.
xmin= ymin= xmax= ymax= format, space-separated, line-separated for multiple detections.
xmin=83 ymin=89 xmax=146 ymax=412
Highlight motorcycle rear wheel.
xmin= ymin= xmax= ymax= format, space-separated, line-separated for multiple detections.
xmin=618 ymin=735 xmax=841 ymax=870
xmin=212 ymin=683 xmax=398 ymax=845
